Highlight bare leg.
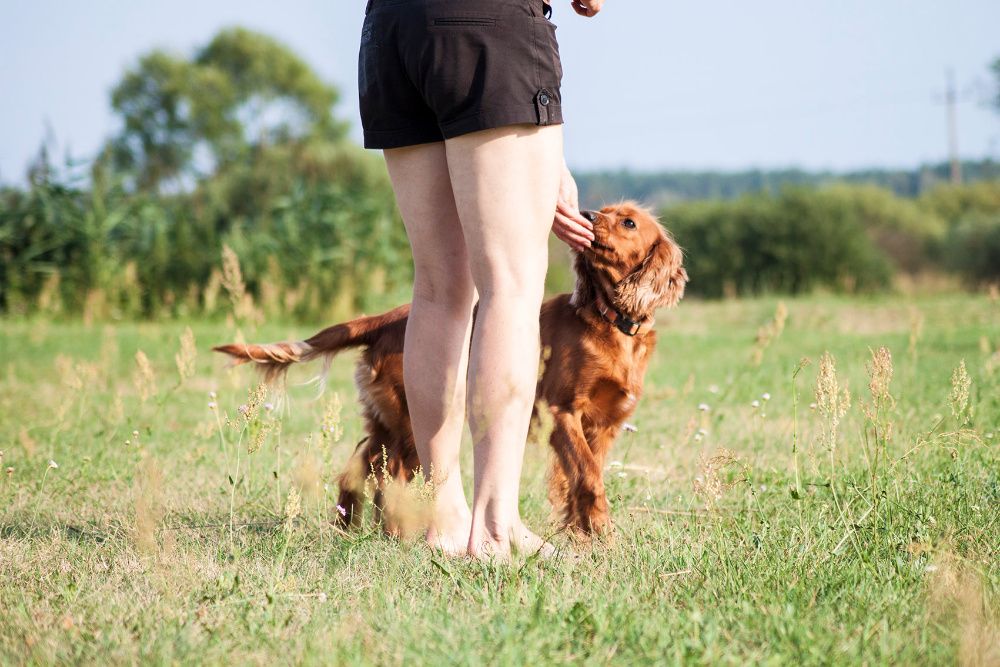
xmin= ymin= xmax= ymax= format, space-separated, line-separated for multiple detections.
xmin=445 ymin=124 xmax=563 ymax=559
xmin=383 ymin=142 xmax=476 ymax=555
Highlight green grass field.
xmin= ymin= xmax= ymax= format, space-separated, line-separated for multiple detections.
xmin=1 ymin=293 xmax=998 ymax=665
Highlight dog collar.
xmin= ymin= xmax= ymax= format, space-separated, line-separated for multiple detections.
xmin=593 ymin=291 xmax=654 ymax=336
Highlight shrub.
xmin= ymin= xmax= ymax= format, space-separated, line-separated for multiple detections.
xmin=944 ymin=214 xmax=1000 ymax=286
xmin=665 ymin=187 xmax=898 ymax=297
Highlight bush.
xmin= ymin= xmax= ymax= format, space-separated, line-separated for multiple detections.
xmin=0 ymin=142 xmax=413 ymax=321
xmin=665 ymin=187 xmax=900 ymax=297
xmin=944 ymin=214 xmax=1000 ymax=286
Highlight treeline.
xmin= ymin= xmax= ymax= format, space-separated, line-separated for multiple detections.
xmin=577 ymin=160 xmax=1000 ymax=207
xmin=1 ymin=28 xmax=413 ymax=322
xmin=664 ymin=181 xmax=1000 ymax=297
xmin=1 ymin=28 xmax=998 ymax=320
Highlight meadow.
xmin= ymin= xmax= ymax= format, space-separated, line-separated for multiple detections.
xmin=1 ymin=291 xmax=998 ymax=665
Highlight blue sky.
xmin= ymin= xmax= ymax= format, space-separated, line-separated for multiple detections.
xmin=1 ymin=0 xmax=998 ymax=184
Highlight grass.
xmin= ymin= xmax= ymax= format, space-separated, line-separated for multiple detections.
xmin=1 ymin=292 xmax=998 ymax=665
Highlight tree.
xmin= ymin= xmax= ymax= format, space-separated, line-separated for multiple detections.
xmin=107 ymin=28 xmax=346 ymax=191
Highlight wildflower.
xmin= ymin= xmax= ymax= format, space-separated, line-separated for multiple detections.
xmin=132 ymin=430 xmax=139 ymax=438
xmin=609 ymin=461 xmax=624 ymax=468
xmin=698 ymin=403 xmax=710 ymax=412
xmin=48 ymin=460 xmax=59 ymax=470
xmin=133 ymin=350 xmax=157 ymax=402
xmin=751 ymin=400 xmax=760 ymax=409
xmin=692 ymin=448 xmax=740 ymax=509
xmin=693 ymin=433 xmax=703 ymax=442
xmin=336 ymin=504 xmax=347 ymax=517
xmin=622 ymin=423 xmax=638 ymax=433
xmin=209 ymin=391 xmax=217 ymax=399
xmin=949 ymin=360 xmax=971 ymax=422
xmin=174 ymin=326 xmax=197 ymax=382
xmin=809 ymin=402 xmax=817 ymax=410
xmin=284 ymin=487 xmax=302 ymax=527
xmin=616 ymin=471 xmax=627 ymax=478
xmin=697 ymin=428 xmax=708 ymax=437
xmin=125 ymin=440 xmax=132 ymax=446
xmin=816 ymin=351 xmax=851 ymax=452
xmin=264 ymin=402 xmax=274 ymax=413
xmin=761 ymin=392 xmax=771 ymax=402
xmin=5 ymin=467 xmax=13 ymax=477
xmin=708 ymin=384 xmax=719 ymax=394
xmin=238 ymin=404 xmax=250 ymax=417
xmin=317 ymin=592 xmax=328 ymax=603
xmin=866 ymin=346 xmax=894 ymax=405
xmin=208 ymin=401 xmax=217 ymax=410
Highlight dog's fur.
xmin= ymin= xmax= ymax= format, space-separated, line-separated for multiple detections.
xmin=215 ymin=202 xmax=687 ymax=534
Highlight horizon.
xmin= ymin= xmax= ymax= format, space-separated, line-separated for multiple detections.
xmin=1 ymin=1 xmax=999 ymax=185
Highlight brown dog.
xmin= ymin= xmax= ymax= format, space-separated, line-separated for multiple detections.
xmin=215 ymin=202 xmax=687 ymax=534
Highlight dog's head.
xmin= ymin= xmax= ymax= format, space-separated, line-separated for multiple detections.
xmin=576 ymin=201 xmax=688 ymax=318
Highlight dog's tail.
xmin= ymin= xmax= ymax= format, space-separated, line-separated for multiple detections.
xmin=213 ymin=304 xmax=410 ymax=385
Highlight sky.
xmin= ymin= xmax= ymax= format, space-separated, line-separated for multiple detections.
xmin=1 ymin=0 xmax=998 ymax=184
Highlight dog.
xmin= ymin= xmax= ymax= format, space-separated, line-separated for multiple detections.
xmin=215 ymin=202 xmax=687 ymax=534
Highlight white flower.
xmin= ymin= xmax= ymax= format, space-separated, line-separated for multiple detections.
xmin=693 ymin=433 xmax=703 ymax=442
xmin=809 ymin=402 xmax=817 ymax=410
xmin=48 ymin=460 xmax=58 ymax=469
xmin=698 ymin=403 xmax=710 ymax=412
xmin=751 ymin=400 xmax=760 ymax=409
xmin=609 ymin=460 xmax=624 ymax=468
xmin=616 ymin=471 xmax=627 ymax=478
xmin=208 ymin=401 xmax=217 ymax=409
xmin=132 ymin=430 xmax=139 ymax=438
xmin=264 ymin=402 xmax=274 ymax=412
xmin=697 ymin=428 xmax=708 ymax=436
xmin=336 ymin=504 xmax=347 ymax=517
xmin=761 ymin=392 xmax=771 ymax=402
xmin=708 ymin=384 xmax=719 ymax=394
xmin=925 ymin=564 xmax=938 ymax=573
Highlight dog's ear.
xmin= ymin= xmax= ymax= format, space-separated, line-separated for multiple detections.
xmin=614 ymin=239 xmax=688 ymax=314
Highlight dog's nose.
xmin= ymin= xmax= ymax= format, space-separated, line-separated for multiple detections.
xmin=581 ymin=210 xmax=598 ymax=223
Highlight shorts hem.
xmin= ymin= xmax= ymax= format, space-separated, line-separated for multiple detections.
xmin=363 ymin=126 xmax=445 ymax=150
xmin=363 ymin=104 xmax=564 ymax=149
xmin=441 ymin=104 xmax=564 ymax=139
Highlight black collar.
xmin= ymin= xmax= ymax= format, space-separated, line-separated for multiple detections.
xmin=593 ymin=290 xmax=653 ymax=336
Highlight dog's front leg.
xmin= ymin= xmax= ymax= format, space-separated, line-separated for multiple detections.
xmin=550 ymin=410 xmax=610 ymax=534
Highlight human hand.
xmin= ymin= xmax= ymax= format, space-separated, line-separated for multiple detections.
xmin=552 ymin=161 xmax=595 ymax=252
xmin=570 ymin=0 xmax=604 ymax=17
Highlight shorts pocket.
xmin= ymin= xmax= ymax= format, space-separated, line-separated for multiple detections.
xmin=532 ymin=18 xmax=563 ymax=87
xmin=431 ymin=17 xmax=497 ymax=27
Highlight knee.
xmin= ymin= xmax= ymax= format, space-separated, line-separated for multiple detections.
xmin=411 ymin=269 xmax=476 ymax=312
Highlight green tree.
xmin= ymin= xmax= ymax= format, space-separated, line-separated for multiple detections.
xmin=108 ymin=28 xmax=346 ymax=191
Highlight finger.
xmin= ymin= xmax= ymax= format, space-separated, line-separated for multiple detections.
xmin=553 ymin=216 xmax=590 ymax=243
xmin=555 ymin=204 xmax=595 ymax=235
xmin=554 ymin=214 xmax=594 ymax=247
xmin=556 ymin=213 xmax=594 ymax=241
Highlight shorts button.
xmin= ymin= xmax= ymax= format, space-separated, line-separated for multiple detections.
xmin=539 ymin=92 xmax=551 ymax=106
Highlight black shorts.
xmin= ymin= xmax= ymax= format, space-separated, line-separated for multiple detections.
xmin=359 ymin=0 xmax=564 ymax=149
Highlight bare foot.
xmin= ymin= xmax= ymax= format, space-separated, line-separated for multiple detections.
xmin=467 ymin=521 xmax=555 ymax=561
xmin=426 ymin=506 xmax=472 ymax=557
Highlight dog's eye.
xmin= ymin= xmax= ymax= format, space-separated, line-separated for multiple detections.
xmin=622 ymin=218 xmax=636 ymax=229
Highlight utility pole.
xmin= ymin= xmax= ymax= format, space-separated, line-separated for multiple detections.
xmin=946 ymin=69 xmax=962 ymax=184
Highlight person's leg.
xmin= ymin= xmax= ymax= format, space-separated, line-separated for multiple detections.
xmin=383 ymin=141 xmax=477 ymax=554
xmin=445 ymin=124 xmax=563 ymax=558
